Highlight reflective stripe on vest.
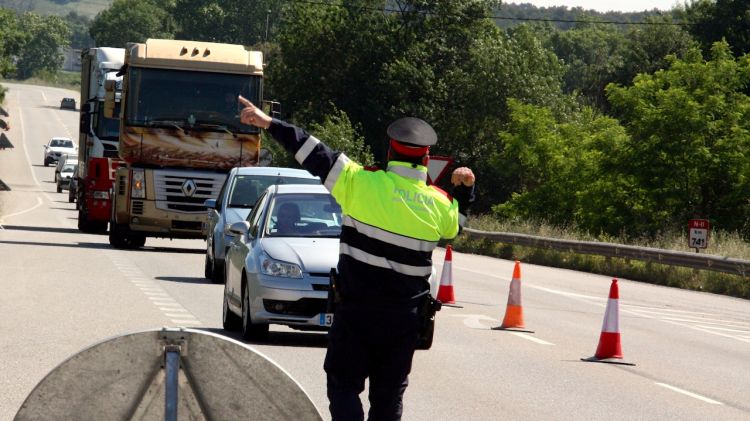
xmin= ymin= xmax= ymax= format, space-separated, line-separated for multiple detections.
xmin=339 ymin=244 xmax=433 ymax=277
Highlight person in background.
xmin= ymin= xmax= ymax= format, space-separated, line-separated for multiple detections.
xmin=238 ymin=95 xmax=475 ymax=421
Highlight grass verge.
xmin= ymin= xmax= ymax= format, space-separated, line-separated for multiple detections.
xmin=452 ymin=215 xmax=750 ymax=299
xmin=1 ymin=70 xmax=80 ymax=92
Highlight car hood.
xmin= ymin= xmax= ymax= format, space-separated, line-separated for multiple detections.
xmin=260 ymin=237 xmax=339 ymax=274
xmin=225 ymin=207 xmax=251 ymax=225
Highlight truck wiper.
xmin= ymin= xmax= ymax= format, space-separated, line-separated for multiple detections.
xmin=192 ymin=121 xmax=238 ymax=138
xmin=145 ymin=119 xmax=188 ymax=134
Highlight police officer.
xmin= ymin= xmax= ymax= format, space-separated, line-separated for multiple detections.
xmin=238 ymin=96 xmax=475 ymax=421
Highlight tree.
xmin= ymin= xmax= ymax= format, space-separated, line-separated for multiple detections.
xmin=0 ymin=8 xmax=23 ymax=77
xmin=172 ymin=0 xmax=282 ymax=45
xmin=270 ymin=0 xmax=566 ymax=212
xmin=607 ymin=41 xmax=750 ymax=236
xmin=89 ymin=0 xmax=176 ymax=47
xmin=64 ymin=11 xmax=95 ymax=49
xmin=617 ymin=16 xmax=697 ymax=84
xmin=547 ymin=22 xmax=628 ymax=109
xmin=682 ymin=0 xmax=750 ymax=56
xmin=490 ymin=100 xmax=633 ymax=235
xmin=15 ymin=13 xmax=71 ymax=79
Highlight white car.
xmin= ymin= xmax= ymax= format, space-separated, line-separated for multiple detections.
xmin=43 ymin=137 xmax=76 ymax=167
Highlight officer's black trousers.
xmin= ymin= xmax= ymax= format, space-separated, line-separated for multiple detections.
xmin=324 ymin=303 xmax=419 ymax=421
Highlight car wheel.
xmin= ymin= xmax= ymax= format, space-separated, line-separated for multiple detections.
xmin=56 ymin=184 xmax=62 ymax=193
xmin=68 ymin=191 xmax=74 ymax=203
xmin=222 ymin=285 xmax=241 ymax=331
xmin=204 ymin=252 xmax=213 ymax=280
xmin=212 ymin=260 xmax=224 ymax=284
xmin=241 ymin=281 xmax=269 ymax=341
xmin=44 ymin=158 xmax=49 ymax=167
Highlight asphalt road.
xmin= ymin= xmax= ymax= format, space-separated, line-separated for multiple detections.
xmin=1 ymin=82 xmax=748 ymax=420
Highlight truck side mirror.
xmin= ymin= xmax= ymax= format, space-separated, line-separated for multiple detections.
xmin=103 ymin=80 xmax=116 ymax=118
xmin=262 ymin=100 xmax=282 ymax=119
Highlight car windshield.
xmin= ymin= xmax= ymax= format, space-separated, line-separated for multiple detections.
xmin=266 ymin=194 xmax=342 ymax=238
xmin=50 ymin=139 xmax=74 ymax=148
xmin=62 ymin=164 xmax=76 ymax=172
xmin=228 ymin=175 xmax=320 ymax=208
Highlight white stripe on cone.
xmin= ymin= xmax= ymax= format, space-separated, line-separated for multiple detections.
xmin=601 ymin=298 xmax=619 ymax=333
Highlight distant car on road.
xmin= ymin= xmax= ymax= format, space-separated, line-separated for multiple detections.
xmin=43 ymin=137 xmax=76 ymax=167
xmin=55 ymin=154 xmax=78 ymax=183
xmin=60 ymin=97 xmax=76 ymax=110
xmin=203 ymin=167 xmax=320 ymax=284
xmin=222 ymin=184 xmax=342 ymax=340
xmin=57 ymin=163 xmax=77 ymax=193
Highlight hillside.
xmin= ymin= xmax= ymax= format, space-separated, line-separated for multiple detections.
xmin=0 ymin=0 xmax=111 ymax=18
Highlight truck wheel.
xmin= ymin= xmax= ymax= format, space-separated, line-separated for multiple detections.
xmin=109 ymin=223 xmax=134 ymax=249
xmin=78 ymin=210 xmax=96 ymax=233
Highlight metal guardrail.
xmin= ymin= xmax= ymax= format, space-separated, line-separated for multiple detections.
xmin=463 ymin=228 xmax=749 ymax=277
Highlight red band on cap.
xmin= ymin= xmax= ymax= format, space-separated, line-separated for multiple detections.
xmin=389 ymin=139 xmax=429 ymax=157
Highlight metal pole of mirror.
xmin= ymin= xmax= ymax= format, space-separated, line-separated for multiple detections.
xmin=164 ymin=345 xmax=181 ymax=421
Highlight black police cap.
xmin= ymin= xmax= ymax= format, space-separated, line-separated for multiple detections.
xmin=386 ymin=117 xmax=437 ymax=147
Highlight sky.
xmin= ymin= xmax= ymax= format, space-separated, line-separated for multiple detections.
xmin=511 ymin=1 xmax=685 ymax=13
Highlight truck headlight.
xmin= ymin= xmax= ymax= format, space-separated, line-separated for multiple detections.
xmin=131 ymin=169 xmax=145 ymax=199
xmin=259 ymin=254 xmax=302 ymax=278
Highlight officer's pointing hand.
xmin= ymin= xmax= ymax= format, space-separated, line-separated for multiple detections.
xmin=451 ymin=167 xmax=475 ymax=187
xmin=238 ymin=95 xmax=272 ymax=129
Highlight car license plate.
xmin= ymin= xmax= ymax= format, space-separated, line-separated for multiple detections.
xmin=319 ymin=313 xmax=333 ymax=327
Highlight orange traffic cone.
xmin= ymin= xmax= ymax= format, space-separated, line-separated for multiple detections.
xmin=581 ymin=279 xmax=635 ymax=365
xmin=493 ymin=261 xmax=533 ymax=333
xmin=437 ymin=245 xmax=455 ymax=304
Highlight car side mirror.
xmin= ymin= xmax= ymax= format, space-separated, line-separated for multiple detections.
xmin=204 ymin=199 xmax=216 ymax=209
xmin=227 ymin=221 xmax=250 ymax=236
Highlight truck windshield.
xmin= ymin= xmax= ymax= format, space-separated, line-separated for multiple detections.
xmin=124 ymin=68 xmax=262 ymax=134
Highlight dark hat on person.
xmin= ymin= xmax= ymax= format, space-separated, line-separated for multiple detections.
xmin=386 ymin=117 xmax=437 ymax=147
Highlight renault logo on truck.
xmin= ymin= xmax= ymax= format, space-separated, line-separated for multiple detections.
xmin=182 ymin=179 xmax=197 ymax=197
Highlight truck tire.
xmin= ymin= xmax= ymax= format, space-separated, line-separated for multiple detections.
xmin=109 ymin=222 xmax=145 ymax=249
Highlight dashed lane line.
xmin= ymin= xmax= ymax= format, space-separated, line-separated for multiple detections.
xmin=106 ymin=252 xmax=202 ymax=326
xmin=655 ymin=382 xmax=724 ymax=405
xmin=508 ymin=331 xmax=554 ymax=345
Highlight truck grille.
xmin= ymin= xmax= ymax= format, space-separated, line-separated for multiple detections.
xmin=154 ymin=169 xmax=226 ymax=214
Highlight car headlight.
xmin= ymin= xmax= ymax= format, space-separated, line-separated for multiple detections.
xmin=259 ymin=254 xmax=302 ymax=278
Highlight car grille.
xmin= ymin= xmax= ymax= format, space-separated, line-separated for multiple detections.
xmin=263 ymin=298 xmax=327 ymax=317
xmin=154 ymin=170 xmax=225 ymax=214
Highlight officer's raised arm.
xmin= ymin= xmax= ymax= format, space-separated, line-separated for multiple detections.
xmin=238 ymin=95 xmax=343 ymax=184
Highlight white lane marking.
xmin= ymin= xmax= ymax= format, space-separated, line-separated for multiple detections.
xmin=171 ymin=319 xmax=202 ymax=325
xmin=0 ymin=196 xmax=43 ymax=225
xmin=695 ymin=325 xmax=750 ymax=333
xmin=661 ymin=320 xmax=750 ymax=344
xmin=620 ymin=305 xmax=717 ymax=316
xmin=449 ymin=314 xmax=498 ymax=330
xmin=509 ymin=331 xmax=554 ymax=345
xmin=105 ymin=251 xmax=202 ymax=326
xmin=41 ymin=91 xmax=47 ymax=103
xmin=655 ymin=383 xmax=723 ymax=405
xmin=658 ymin=316 xmax=750 ymax=327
